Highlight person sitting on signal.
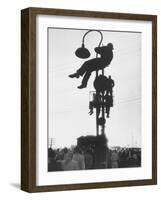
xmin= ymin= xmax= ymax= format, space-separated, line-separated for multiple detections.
xmin=89 ymin=93 xmax=102 ymax=116
xmin=104 ymin=76 xmax=114 ymax=118
xmin=104 ymin=93 xmax=113 ymax=118
xmin=106 ymin=75 xmax=115 ymax=96
xmin=69 ymin=43 xmax=114 ymax=89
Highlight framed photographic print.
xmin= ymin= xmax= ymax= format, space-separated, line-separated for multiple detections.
xmin=21 ymin=7 xmax=157 ymax=192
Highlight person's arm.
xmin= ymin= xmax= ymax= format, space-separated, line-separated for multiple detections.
xmin=107 ymin=53 xmax=113 ymax=65
xmin=112 ymin=80 xmax=115 ymax=87
xmin=94 ymin=46 xmax=102 ymax=54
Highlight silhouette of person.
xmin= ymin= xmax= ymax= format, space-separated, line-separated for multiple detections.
xmin=106 ymin=75 xmax=115 ymax=96
xmin=61 ymin=151 xmax=79 ymax=171
xmin=104 ymin=92 xmax=113 ymax=118
xmin=94 ymin=75 xmax=108 ymax=94
xmin=103 ymin=76 xmax=114 ymax=118
xmin=89 ymin=93 xmax=102 ymax=116
xmin=69 ymin=43 xmax=114 ymax=89
xmin=72 ymin=147 xmax=85 ymax=170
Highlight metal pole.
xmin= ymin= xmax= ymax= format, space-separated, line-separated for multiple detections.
xmin=101 ymin=69 xmax=105 ymax=135
xmin=81 ymin=30 xmax=103 ymax=137
xmin=96 ymin=70 xmax=99 ymax=136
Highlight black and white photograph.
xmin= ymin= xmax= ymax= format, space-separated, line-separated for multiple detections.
xmin=21 ymin=8 xmax=157 ymax=192
xmin=48 ymin=27 xmax=141 ymax=172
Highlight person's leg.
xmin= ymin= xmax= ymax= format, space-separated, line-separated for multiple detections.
xmin=69 ymin=58 xmax=99 ymax=78
xmin=109 ymin=89 xmax=113 ymax=96
xmin=76 ymin=62 xmax=88 ymax=76
xmin=78 ymin=71 xmax=91 ymax=89
xmin=106 ymin=106 xmax=110 ymax=118
xmin=69 ymin=61 xmax=88 ymax=78
xmin=89 ymin=102 xmax=94 ymax=115
xmin=97 ymin=105 xmax=101 ymax=117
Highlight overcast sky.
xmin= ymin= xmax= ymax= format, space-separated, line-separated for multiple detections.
xmin=48 ymin=28 xmax=141 ymax=149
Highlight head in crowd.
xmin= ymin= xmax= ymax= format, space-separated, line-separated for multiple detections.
xmin=64 ymin=150 xmax=73 ymax=162
xmin=73 ymin=146 xmax=81 ymax=154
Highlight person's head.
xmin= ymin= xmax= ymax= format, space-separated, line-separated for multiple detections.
xmin=64 ymin=151 xmax=73 ymax=161
xmin=107 ymin=43 xmax=114 ymax=50
xmin=109 ymin=75 xmax=111 ymax=79
xmin=48 ymin=148 xmax=56 ymax=159
xmin=86 ymin=149 xmax=92 ymax=154
xmin=63 ymin=147 xmax=68 ymax=154
xmin=74 ymin=146 xmax=81 ymax=154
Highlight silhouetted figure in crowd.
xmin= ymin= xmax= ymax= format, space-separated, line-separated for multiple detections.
xmin=84 ymin=149 xmax=94 ymax=169
xmin=61 ymin=151 xmax=78 ymax=171
xmin=111 ymin=150 xmax=119 ymax=168
xmin=69 ymin=43 xmax=114 ymax=89
xmin=48 ymin=148 xmax=61 ymax=171
xmin=72 ymin=146 xmax=85 ymax=170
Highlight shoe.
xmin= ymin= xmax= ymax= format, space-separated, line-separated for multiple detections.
xmin=69 ymin=73 xmax=79 ymax=78
xmin=77 ymin=84 xmax=86 ymax=89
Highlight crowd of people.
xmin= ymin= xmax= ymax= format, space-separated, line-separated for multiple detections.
xmin=48 ymin=146 xmax=91 ymax=171
xmin=48 ymin=145 xmax=141 ymax=171
xmin=109 ymin=148 xmax=141 ymax=168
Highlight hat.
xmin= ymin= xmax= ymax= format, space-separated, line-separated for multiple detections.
xmin=107 ymin=43 xmax=114 ymax=50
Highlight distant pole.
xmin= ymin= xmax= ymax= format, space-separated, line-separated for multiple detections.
xmin=50 ymin=138 xmax=53 ymax=148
